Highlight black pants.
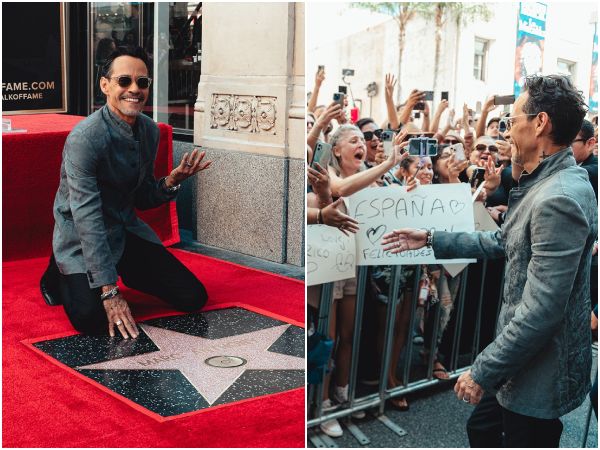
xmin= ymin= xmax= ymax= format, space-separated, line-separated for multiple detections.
xmin=47 ymin=232 xmax=208 ymax=334
xmin=466 ymin=392 xmax=563 ymax=448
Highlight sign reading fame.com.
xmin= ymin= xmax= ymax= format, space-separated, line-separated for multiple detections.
xmin=348 ymin=184 xmax=476 ymax=266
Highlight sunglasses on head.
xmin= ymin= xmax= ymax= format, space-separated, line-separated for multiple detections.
xmin=107 ymin=75 xmax=152 ymax=89
xmin=475 ymin=144 xmax=498 ymax=152
xmin=363 ymin=129 xmax=383 ymax=141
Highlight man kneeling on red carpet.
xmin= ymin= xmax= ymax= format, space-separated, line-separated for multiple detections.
xmin=40 ymin=46 xmax=211 ymax=338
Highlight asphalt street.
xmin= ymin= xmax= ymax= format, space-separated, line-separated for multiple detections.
xmin=309 ymin=355 xmax=598 ymax=448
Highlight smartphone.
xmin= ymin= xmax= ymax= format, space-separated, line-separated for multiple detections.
xmin=402 ymin=131 xmax=435 ymax=142
xmin=494 ymin=95 xmax=515 ymax=106
xmin=423 ymin=91 xmax=434 ymax=101
xmin=441 ymin=91 xmax=449 ymax=101
xmin=498 ymin=118 xmax=508 ymax=133
xmin=338 ymin=85 xmax=347 ymax=94
xmin=382 ymin=130 xmax=394 ymax=156
xmin=408 ymin=138 xmax=438 ymax=157
xmin=311 ymin=141 xmax=332 ymax=169
xmin=414 ymin=111 xmax=421 ymax=119
xmin=449 ymin=142 xmax=466 ymax=161
xmin=470 ymin=167 xmax=486 ymax=187
xmin=342 ymin=68 xmax=355 ymax=76
xmin=318 ymin=65 xmax=324 ymax=72
xmin=333 ymin=92 xmax=344 ymax=108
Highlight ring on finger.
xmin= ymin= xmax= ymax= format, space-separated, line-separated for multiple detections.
xmin=115 ymin=320 xmax=123 ymax=326
xmin=462 ymin=397 xmax=470 ymax=403
xmin=186 ymin=162 xmax=193 ymax=167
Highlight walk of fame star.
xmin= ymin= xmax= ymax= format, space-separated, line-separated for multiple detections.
xmin=29 ymin=307 xmax=305 ymax=418
xmin=79 ymin=323 xmax=304 ymax=405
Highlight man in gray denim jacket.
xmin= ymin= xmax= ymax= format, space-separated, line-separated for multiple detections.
xmin=41 ymin=47 xmax=211 ymax=339
xmin=382 ymin=75 xmax=596 ymax=447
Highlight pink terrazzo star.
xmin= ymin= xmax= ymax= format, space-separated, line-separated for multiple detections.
xmin=78 ymin=324 xmax=304 ymax=405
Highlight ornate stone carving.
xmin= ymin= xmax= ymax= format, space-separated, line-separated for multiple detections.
xmin=256 ymin=97 xmax=276 ymax=133
xmin=210 ymin=94 xmax=277 ymax=135
xmin=210 ymin=95 xmax=232 ymax=129
xmin=232 ymin=96 xmax=253 ymax=131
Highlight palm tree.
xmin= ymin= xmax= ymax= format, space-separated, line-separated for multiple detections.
xmin=354 ymin=3 xmax=491 ymax=104
xmin=353 ymin=2 xmax=433 ymax=103
xmin=419 ymin=3 xmax=492 ymax=100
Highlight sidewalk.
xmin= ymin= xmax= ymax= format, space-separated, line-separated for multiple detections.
xmin=309 ymin=352 xmax=598 ymax=448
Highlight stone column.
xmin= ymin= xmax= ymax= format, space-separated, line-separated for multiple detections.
xmin=194 ymin=2 xmax=304 ymax=266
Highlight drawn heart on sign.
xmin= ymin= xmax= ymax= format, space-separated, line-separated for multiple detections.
xmin=366 ymin=225 xmax=387 ymax=244
xmin=449 ymin=200 xmax=466 ymax=215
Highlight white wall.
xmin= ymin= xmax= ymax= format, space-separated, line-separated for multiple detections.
xmin=307 ymin=2 xmax=598 ymax=125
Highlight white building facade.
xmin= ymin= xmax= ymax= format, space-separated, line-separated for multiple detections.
xmin=308 ymin=2 xmax=598 ymax=125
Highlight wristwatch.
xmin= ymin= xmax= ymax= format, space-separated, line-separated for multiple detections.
xmin=161 ymin=177 xmax=181 ymax=194
xmin=426 ymin=229 xmax=435 ymax=248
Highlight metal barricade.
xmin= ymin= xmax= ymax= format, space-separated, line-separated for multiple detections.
xmin=307 ymin=259 xmax=498 ymax=444
xmin=308 ymin=261 xmax=598 ymax=447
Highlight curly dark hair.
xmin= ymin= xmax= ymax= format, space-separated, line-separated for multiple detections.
xmin=101 ymin=46 xmax=150 ymax=78
xmin=522 ymin=75 xmax=588 ymax=146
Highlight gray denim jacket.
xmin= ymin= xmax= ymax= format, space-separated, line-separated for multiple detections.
xmin=52 ymin=106 xmax=177 ymax=288
xmin=433 ymin=148 xmax=597 ymax=419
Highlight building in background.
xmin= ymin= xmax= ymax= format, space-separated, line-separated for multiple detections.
xmin=307 ymin=2 xmax=598 ymax=125
xmin=2 ymin=2 xmax=305 ymax=270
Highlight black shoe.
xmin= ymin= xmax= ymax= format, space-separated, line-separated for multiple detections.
xmin=40 ymin=258 xmax=61 ymax=306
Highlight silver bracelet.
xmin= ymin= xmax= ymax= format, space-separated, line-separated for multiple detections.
xmin=426 ymin=229 xmax=435 ymax=248
xmin=100 ymin=286 xmax=120 ymax=301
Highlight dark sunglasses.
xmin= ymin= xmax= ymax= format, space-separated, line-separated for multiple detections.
xmin=475 ymin=144 xmax=498 ymax=152
xmin=107 ymin=75 xmax=152 ymax=89
xmin=444 ymin=139 xmax=460 ymax=145
xmin=363 ymin=129 xmax=383 ymax=141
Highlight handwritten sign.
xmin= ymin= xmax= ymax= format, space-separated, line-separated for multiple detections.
xmin=348 ymin=184 xmax=476 ymax=265
xmin=307 ymin=225 xmax=356 ymax=286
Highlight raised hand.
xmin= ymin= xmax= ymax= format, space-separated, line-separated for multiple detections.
xmin=381 ymin=228 xmax=427 ymax=253
xmin=483 ymin=155 xmax=502 ymax=192
xmin=483 ymin=95 xmax=495 ymax=114
xmin=167 ymin=148 xmax=212 ymax=187
xmin=317 ymin=101 xmax=343 ymax=129
xmin=315 ymin=67 xmax=325 ymax=86
xmin=447 ymin=153 xmax=469 ymax=182
xmin=321 ymin=198 xmax=360 ymax=236
xmin=385 ymin=73 xmax=397 ymax=98
xmin=307 ymin=162 xmax=331 ymax=202
xmin=437 ymin=99 xmax=449 ymax=114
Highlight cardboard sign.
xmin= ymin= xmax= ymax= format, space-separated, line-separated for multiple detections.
xmin=348 ymin=184 xmax=476 ymax=265
xmin=307 ymin=225 xmax=356 ymax=286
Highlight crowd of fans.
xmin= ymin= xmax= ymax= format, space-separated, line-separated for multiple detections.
xmin=306 ymin=67 xmax=598 ymax=438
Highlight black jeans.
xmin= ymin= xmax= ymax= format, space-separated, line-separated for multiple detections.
xmin=466 ymin=392 xmax=563 ymax=448
xmin=47 ymin=232 xmax=208 ymax=334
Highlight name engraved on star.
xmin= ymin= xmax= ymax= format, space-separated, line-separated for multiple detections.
xmin=137 ymin=352 xmax=184 ymax=366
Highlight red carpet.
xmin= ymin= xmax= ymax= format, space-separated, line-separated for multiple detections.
xmin=2 ymin=114 xmax=179 ymax=261
xmin=2 ymin=114 xmax=305 ymax=447
xmin=3 ymin=251 xmax=305 ymax=448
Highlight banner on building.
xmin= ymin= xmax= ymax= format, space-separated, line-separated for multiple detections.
xmin=590 ymin=23 xmax=598 ymax=113
xmin=514 ymin=2 xmax=547 ymax=97
xmin=2 ymin=3 xmax=67 ymax=114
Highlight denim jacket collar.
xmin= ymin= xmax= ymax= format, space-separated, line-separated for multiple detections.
xmin=517 ymin=147 xmax=576 ymax=190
